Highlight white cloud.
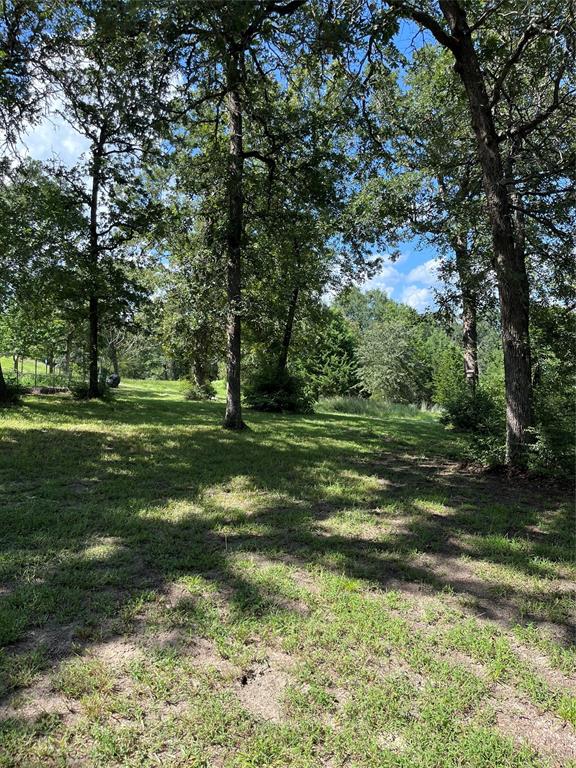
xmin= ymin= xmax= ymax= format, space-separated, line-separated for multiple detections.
xmin=401 ymin=285 xmax=432 ymax=312
xmin=19 ymin=101 xmax=89 ymax=166
xmin=406 ymin=257 xmax=441 ymax=285
xmin=363 ymin=261 xmax=403 ymax=297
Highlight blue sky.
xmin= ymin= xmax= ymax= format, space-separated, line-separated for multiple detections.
xmin=363 ymin=243 xmax=440 ymax=312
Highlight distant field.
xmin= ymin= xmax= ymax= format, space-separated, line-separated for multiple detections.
xmin=0 ymin=356 xmax=38 ymax=375
xmin=0 ymin=380 xmax=574 ymax=767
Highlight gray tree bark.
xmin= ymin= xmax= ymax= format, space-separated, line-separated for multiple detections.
xmin=87 ymin=128 xmax=106 ymax=398
xmin=452 ymin=236 xmax=479 ymax=388
xmin=399 ymin=0 xmax=534 ymax=467
xmin=223 ymin=51 xmax=246 ymax=429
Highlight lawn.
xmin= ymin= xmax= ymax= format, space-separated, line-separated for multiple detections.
xmin=0 ymin=381 xmax=574 ymax=767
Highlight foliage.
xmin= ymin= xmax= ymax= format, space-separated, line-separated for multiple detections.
xmin=70 ymin=377 xmax=111 ymax=402
xmin=0 ymin=376 xmax=23 ymax=406
xmin=244 ymin=359 xmax=314 ymax=414
xmin=301 ymin=308 xmax=361 ymax=399
xmin=529 ymin=306 xmax=576 ymax=476
xmin=434 ymin=336 xmax=506 ymax=465
xmin=358 ymin=301 xmax=453 ymax=406
xmin=334 ymin=286 xmax=391 ymax=334
xmin=182 ymin=378 xmax=216 ymax=402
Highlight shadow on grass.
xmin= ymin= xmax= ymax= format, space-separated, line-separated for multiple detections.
xmin=0 ymin=390 xmax=574 ymax=705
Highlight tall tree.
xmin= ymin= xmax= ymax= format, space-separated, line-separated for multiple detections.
xmin=0 ymin=160 xmax=86 ymax=400
xmin=47 ymin=1 xmax=168 ymax=396
xmin=380 ymin=0 xmax=574 ymax=467
xmin=165 ymin=0 xmax=307 ymax=428
xmin=361 ymin=43 xmax=490 ymax=389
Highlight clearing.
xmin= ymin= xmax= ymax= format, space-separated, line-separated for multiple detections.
xmin=0 ymin=381 xmax=574 ymax=767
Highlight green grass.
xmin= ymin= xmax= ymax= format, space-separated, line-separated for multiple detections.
xmin=0 ymin=357 xmax=38 ymax=376
xmin=316 ymin=395 xmax=437 ymax=418
xmin=0 ymin=380 xmax=574 ymax=767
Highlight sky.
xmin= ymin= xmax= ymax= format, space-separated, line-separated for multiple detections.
xmin=363 ymin=246 xmax=440 ymax=312
xmin=17 ymin=18 xmax=441 ymax=314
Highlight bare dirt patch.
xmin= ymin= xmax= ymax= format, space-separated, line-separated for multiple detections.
xmin=494 ymin=685 xmax=576 ymax=767
xmin=236 ymin=649 xmax=292 ymax=723
xmin=0 ymin=675 xmax=80 ymax=725
xmin=508 ymin=640 xmax=576 ymax=693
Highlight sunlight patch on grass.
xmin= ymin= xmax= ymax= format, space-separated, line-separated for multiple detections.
xmin=0 ymin=379 xmax=574 ymax=767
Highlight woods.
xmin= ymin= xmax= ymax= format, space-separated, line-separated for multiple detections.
xmin=1 ymin=4 xmax=575 ymax=766
xmin=1 ymin=0 xmax=574 ymax=470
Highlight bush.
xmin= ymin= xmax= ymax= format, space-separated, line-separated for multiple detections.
xmin=70 ymin=377 xmax=111 ymax=400
xmin=439 ymin=387 xmax=500 ymax=431
xmin=244 ymin=364 xmax=314 ymax=413
xmin=303 ymin=309 xmax=362 ymax=398
xmin=0 ymin=378 xmax=24 ymax=406
xmin=434 ymin=346 xmax=506 ymax=466
xmin=529 ymin=356 xmax=575 ymax=476
xmin=182 ymin=379 xmax=216 ymax=401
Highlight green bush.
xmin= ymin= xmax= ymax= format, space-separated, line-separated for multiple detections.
xmin=529 ymin=356 xmax=575 ymax=476
xmin=434 ymin=345 xmax=506 ymax=466
xmin=244 ymin=364 xmax=314 ymax=413
xmin=301 ymin=308 xmax=361 ymax=398
xmin=70 ymin=378 xmax=111 ymax=400
xmin=0 ymin=378 xmax=24 ymax=406
xmin=182 ymin=379 xmax=216 ymax=401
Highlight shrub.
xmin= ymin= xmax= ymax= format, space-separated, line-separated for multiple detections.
xmin=434 ymin=345 xmax=506 ymax=466
xmin=182 ymin=379 xmax=216 ymax=401
xmin=70 ymin=378 xmax=111 ymax=400
xmin=529 ymin=356 xmax=575 ymax=476
xmin=244 ymin=364 xmax=314 ymax=413
xmin=301 ymin=309 xmax=361 ymax=398
xmin=0 ymin=378 xmax=24 ymax=406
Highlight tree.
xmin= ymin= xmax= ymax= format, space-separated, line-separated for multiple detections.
xmin=164 ymin=0 xmax=309 ymax=428
xmin=382 ymin=0 xmax=574 ymax=467
xmin=359 ymin=42 xmax=491 ymax=390
xmin=358 ymin=300 xmax=435 ymax=404
xmin=0 ymin=2 xmax=75 ymax=400
xmin=0 ymin=160 xmax=86 ymax=400
xmin=302 ymin=307 xmax=361 ymax=399
xmin=45 ymin=1 xmax=168 ymax=396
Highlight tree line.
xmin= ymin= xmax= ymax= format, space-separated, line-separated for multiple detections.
xmin=0 ymin=0 xmax=574 ymax=471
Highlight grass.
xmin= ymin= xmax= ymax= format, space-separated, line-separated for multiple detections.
xmin=316 ymin=395 xmax=437 ymax=418
xmin=0 ymin=379 xmax=574 ymax=767
xmin=0 ymin=355 xmax=70 ymax=389
xmin=0 ymin=357 xmax=38 ymax=375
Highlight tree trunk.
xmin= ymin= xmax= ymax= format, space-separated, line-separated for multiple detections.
xmin=64 ymin=334 xmax=72 ymax=376
xmin=193 ymin=358 xmax=208 ymax=389
xmin=0 ymin=360 xmax=9 ymax=402
xmin=452 ymin=236 xmax=479 ymax=388
xmin=223 ymin=52 xmax=245 ymax=429
xmin=88 ymin=296 xmax=99 ymax=395
xmin=437 ymin=0 xmax=533 ymax=468
xmin=109 ymin=340 xmax=120 ymax=377
xmin=277 ymin=285 xmax=299 ymax=378
xmin=87 ymin=129 xmax=105 ymax=398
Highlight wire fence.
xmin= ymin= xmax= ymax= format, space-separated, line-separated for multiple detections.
xmin=1 ymin=355 xmax=87 ymax=390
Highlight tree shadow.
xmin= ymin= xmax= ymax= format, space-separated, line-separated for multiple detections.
xmin=0 ymin=393 xmax=573 ymax=710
